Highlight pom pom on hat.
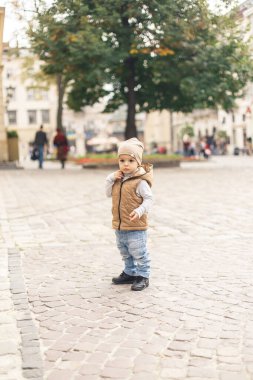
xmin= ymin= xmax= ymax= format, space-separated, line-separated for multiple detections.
xmin=118 ymin=138 xmax=144 ymax=165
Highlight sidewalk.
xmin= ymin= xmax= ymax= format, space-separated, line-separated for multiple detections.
xmin=1 ymin=156 xmax=253 ymax=379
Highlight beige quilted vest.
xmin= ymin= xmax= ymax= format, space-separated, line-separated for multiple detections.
xmin=111 ymin=164 xmax=153 ymax=231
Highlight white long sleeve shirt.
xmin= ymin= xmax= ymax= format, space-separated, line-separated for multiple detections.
xmin=105 ymin=172 xmax=153 ymax=218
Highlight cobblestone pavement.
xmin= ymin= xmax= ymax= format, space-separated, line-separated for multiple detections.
xmin=1 ymin=156 xmax=253 ymax=380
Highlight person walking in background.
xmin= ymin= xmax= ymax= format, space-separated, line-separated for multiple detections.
xmin=105 ymin=138 xmax=153 ymax=291
xmin=53 ymin=128 xmax=69 ymax=169
xmin=182 ymin=133 xmax=191 ymax=157
xmin=34 ymin=125 xmax=48 ymax=169
xmin=246 ymin=137 xmax=253 ymax=156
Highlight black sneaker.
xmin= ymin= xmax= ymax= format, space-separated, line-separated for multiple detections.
xmin=112 ymin=272 xmax=136 ymax=285
xmin=131 ymin=276 xmax=149 ymax=291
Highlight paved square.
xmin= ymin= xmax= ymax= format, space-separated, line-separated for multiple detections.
xmin=1 ymin=156 xmax=253 ymax=380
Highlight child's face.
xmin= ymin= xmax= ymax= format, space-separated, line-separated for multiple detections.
xmin=118 ymin=154 xmax=138 ymax=174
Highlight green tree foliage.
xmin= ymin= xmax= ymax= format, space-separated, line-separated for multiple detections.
xmin=181 ymin=125 xmax=195 ymax=138
xmin=29 ymin=0 xmax=253 ymax=138
xmin=28 ymin=1 xmax=108 ymax=129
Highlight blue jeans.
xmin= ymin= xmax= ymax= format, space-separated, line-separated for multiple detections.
xmin=38 ymin=145 xmax=44 ymax=168
xmin=115 ymin=230 xmax=150 ymax=278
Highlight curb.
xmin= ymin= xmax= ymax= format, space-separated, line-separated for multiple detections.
xmin=8 ymin=249 xmax=43 ymax=380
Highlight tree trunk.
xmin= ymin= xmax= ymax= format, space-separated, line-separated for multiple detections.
xmin=125 ymin=57 xmax=137 ymax=140
xmin=56 ymin=74 xmax=65 ymax=131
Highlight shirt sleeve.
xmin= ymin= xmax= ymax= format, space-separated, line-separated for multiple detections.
xmin=134 ymin=180 xmax=153 ymax=218
xmin=105 ymin=173 xmax=115 ymax=197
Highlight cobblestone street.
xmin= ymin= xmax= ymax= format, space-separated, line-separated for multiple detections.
xmin=1 ymin=156 xmax=253 ymax=380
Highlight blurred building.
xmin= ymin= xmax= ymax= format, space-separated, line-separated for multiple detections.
xmin=144 ymin=109 xmax=219 ymax=153
xmin=0 ymin=7 xmax=8 ymax=161
xmin=2 ymin=45 xmax=112 ymax=159
xmin=3 ymin=45 xmax=57 ymax=160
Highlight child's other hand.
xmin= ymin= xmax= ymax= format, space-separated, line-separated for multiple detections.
xmin=129 ymin=211 xmax=139 ymax=221
xmin=114 ymin=170 xmax=124 ymax=181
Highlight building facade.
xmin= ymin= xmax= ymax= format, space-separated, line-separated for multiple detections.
xmin=3 ymin=46 xmax=57 ymax=160
xmin=2 ymin=46 xmax=113 ymax=160
xmin=0 ymin=8 xmax=8 ymax=161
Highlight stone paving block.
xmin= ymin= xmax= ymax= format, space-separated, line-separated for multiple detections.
xmin=0 ymin=341 xmax=18 ymax=355
xmin=218 ymin=363 xmax=243 ymax=371
xmin=74 ymin=376 xmax=99 ymax=380
xmin=168 ymin=340 xmax=192 ymax=351
xmin=73 ymin=342 xmax=97 ymax=352
xmin=160 ymin=367 xmax=187 ymax=379
xmin=219 ymin=372 xmax=250 ymax=380
xmin=0 ymin=355 xmax=17 ymax=370
xmin=62 ymin=351 xmax=86 ymax=361
xmin=0 ymin=326 xmax=18 ymax=340
xmin=188 ymin=367 xmax=218 ymax=378
xmin=191 ymin=348 xmax=215 ymax=359
xmin=217 ymin=347 xmax=240 ymax=357
xmin=57 ymin=360 xmax=82 ymax=370
xmin=22 ymin=339 xmax=40 ymax=347
xmin=17 ymin=319 xmax=34 ymax=328
xmin=79 ymin=364 xmax=101 ymax=376
xmin=218 ymin=356 xmax=242 ymax=364
xmin=0 ymin=314 xmax=16 ymax=324
xmin=130 ymin=373 xmax=159 ymax=380
xmin=0 ymin=300 xmax=12 ymax=310
xmin=160 ymin=358 xmax=187 ymax=368
xmin=46 ymin=369 xmax=73 ymax=380
xmin=21 ymin=333 xmax=39 ymax=342
xmin=100 ymin=367 xmax=132 ymax=378
xmin=105 ymin=358 xmax=133 ymax=369
xmin=198 ymin=338 xmax=219 ymax=349
xmin=189 ymin=358 xmax=214 ymax=367
xmin=44 ymin=349 xmax=62 ymax=361
xmin=22 ymin=358 xmax=43 ymax=370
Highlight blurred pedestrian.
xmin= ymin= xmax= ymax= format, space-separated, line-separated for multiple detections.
xmin=200 ymin=138 xmax=211 ymax=159
xmin=183 ymin=133 xmax=191 ymax=156
xmin=189 ymin=141 xmax=196 ymax=157
xmin=34 ymin=125 xmax=48 ymax=169
xmin=53 ymin=128 xmax=69 ymax=169
xmin=105 ymin=138 xmax=153 ymax=291
xmin=246 ymin=137 xmax=253 ymax=156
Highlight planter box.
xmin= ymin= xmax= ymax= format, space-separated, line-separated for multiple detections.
xmin=82 ymin=159 xmax=181 ymax=169
xmin=7 ymin=137 xmax=19 ymax=161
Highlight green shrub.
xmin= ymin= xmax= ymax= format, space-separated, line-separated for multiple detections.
xmin=217 ymin=130 xmax=227 ymax=139
xmin=180 ymin=124 xmax=194 ymax=138
xmin=7 ymin=130 xmax=18 ymax=138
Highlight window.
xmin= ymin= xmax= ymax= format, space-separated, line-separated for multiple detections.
xmin=41 ymin=109 xmax=50 ymax=123
xmin=7 ymin=110 xmax=17 ymax=125
xmin=6 ymin=69 xmax=13 ymax=79
xmin=6 ymin=87 xmax=16 ymax=101
xmin=27 ymin=87 xmax=48 ymax=101
xmin=28 ymin=110 xmax=37 ymax=124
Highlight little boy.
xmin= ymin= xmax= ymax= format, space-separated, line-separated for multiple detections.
xmin=105 ymin=138 xmax=153 ymax=291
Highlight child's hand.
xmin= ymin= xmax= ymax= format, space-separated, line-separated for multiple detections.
xmin=114 ymin=170 xmax=124 ymax=181
xmin=129 ymin=211 xmax=139 ymax=221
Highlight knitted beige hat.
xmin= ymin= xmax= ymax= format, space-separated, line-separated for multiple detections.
xmin=118 ymin=138 xmax=144 ymax=165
